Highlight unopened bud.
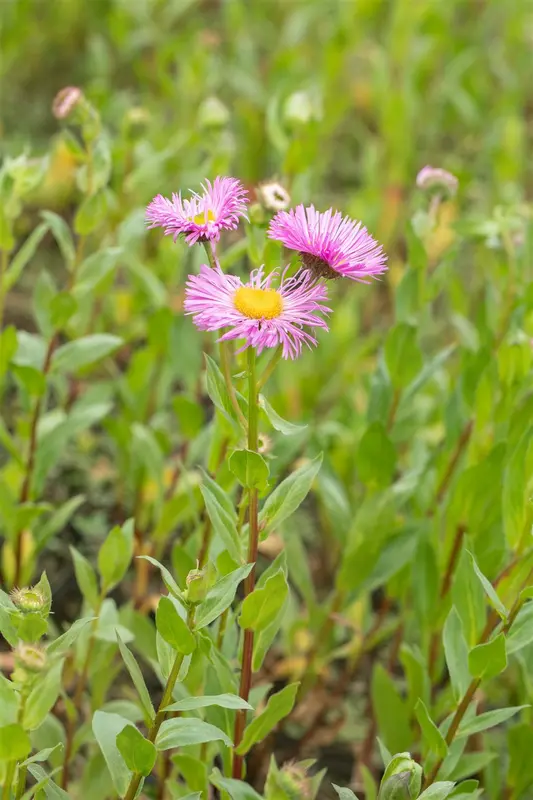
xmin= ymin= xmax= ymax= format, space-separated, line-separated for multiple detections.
xmin=266 ymin=760 xmax=314 ymax=800
xmin=284 ymin=91 xmax=319 ymax=127
xmin=416 ymin=165 xmax=458 ymax=195
xmin=124 ymin=107 xmax=151 ymax=139
xmin=198 ymin=96 xmax=230 ymax=129
xmin=379 ymin=753 xmax=422 ymax=800
xmin=10 ymin=586 xmax=46 ymax=614
xmin=15 ymin=644 xmax=47 ymax=673
xmin=185 ymin=567 xmax=209 ymax=604
xmin=52 ymin=87 xmax=83 ymax=120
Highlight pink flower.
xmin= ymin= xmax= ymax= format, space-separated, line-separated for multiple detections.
xmin=268 ymin=204 xmax=387 ymax=281
xmin=416 ymin=166 xmax=458 ymax=194
xmin=184 ymin=265 xmax=330 ymax=359
xmin=146 ymin=177 xmax=248 ymax=245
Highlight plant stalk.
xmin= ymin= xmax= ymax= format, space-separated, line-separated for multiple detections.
xmin=123 ymin=607 xmax=195 ymax=800
xmin=232 ymin=347 xmax=259 ymax=779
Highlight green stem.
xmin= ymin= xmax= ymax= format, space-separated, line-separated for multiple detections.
xmin=3 ymin=760 xmax=16 ymax=800
xmin=15 ymin=765 xmax=27 ymax=799
xmin=219 ymin=339 xmax=247 ymax=431
xmin=123 ymin=608 xmax=195 ymax=800
xmin=256 ymin=345 xmax=282 ymax=391
xmin=423 ymin=567 xmax=533 ymax=788
xmin=232 ymin=348 xmax=259 ymax=779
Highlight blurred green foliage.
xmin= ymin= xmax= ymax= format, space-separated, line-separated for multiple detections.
xmin=1 ymin=1 xmax=533 ymax=799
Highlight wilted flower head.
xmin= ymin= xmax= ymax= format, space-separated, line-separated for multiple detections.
xmin=52 ymin=86 xmax=83 ymax=120
xmin=184 ymin=265 xmax=330 ymax=359
xmin=416 ymin=165 xmax=458 ymax=195
xmin=268 ymin=204 xmax=387 ymax=282
xmin=256 ymin=180 xmax=291 ymax=212
xmin=15 ymin=644 xmax=47 ymax=673
xmin=10 ymin=585 xmax=47 ymax=613
xmin=146 ymin=177 xmax=248 ymax=246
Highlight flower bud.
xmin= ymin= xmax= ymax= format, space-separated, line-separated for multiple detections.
xmin=123 ymin=107 xmax=151 ymax=140
xmin=10 ymin=586 xmax=46 ymax=614
xmin=284 ymin=91 xmax=319 ymax=127
xmin=379 ymin=753 xmax=422 ymax=800
xmin=416 ymin=165 xmax=458 ymax=196
xmin=256 ymin=181 xmax=291 ymax=213
xmin=265 ymin=759 xmax=316 ymax=800
xmin=185 ymin=567 xmax=209 ymax=604
xmin=15 ymin=644 xmax=47 ymax=673
xmin=198 ymin=96 xmax=230 ymax=129
xmin=52 ymin=87 xmax=83 ymax=120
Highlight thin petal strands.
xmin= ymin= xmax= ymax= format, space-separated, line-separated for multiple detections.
xmin=184 ymin=266 xmax=330 ymax=359
xmin=146 ymin=176 xmax=248 ymax=245
xmin=268 ymin=204 xmax=387 ymax=282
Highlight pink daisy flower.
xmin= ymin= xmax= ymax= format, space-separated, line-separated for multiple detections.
xmin=268 ymin=204 xmax=387 ymax=282
xmin=184 ymin=265 xmax=330 ymax=359
xmin=146 ymin=176 xmax=248 ymax=245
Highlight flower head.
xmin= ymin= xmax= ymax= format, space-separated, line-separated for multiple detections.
xmin=10 ymin=586 xmax=47 ymax=613
xmin=15 ymin=644 xmax=47 ymax=673
xmin=146 ymin=177 xmax=248 ymax=246
xmin=184 ymin=265 xmax=330 ymax=359
xmin=416 ymin=165 xmax=458 ymax=195
xmin=52 ymin=86 xmax=83 ymax=120
xmin=256 ymin=180 xmax=291 ymax=212
xmin=268 ymin=204 xmax=387 ymax=281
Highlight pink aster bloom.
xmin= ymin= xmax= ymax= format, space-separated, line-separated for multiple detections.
xmin=146 ymin=176 xmax=248 ymax=245
xmin=184 ymin=265 xmax=330 ymax=359
xmin=268 ymin=204 xmax=387 ymax=282
xmin=416 ymin=165 xmax=458 ymax=195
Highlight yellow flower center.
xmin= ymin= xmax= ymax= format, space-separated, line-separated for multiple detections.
xmin=192 ymin=209 xmax=216 ymax=225
xmin=234 ymin=287 xmax=284 ymax=319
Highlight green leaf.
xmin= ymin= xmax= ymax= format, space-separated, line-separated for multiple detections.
xmin=229 ymin=449 xmax=270 ymax=490
xmin=467 ymin=551 xmax=508 ymax=620
xmin=204 ymin=353 xmax=245 ymax=429
xmin=23 ymin=660 xmax=64 ymax=730
xmin=235 ymin=683 xmax=299 ymax=755
xmin=74 ymin=247 xmax=122 ymax=294
xmin=166 ymin=694 xmax=252 ymax=712
xmin=0 ymin=723 xmax=31 ymax=761
xmin=156 ymin=596 xmax=196 ymax=654
xmin=0 ymin=674 xmax=18 ymax=726
xmin=155 ymin=718 xmax=232 ymax=751
xmin=47 ymin=617 xmax=94 ymax=656
xmin=357 ymin=422 xmax=396 ymax=487
xmin=507 ymin=724 xmax=533 ymax=797
xmin=415 ymin=699 xmax=448 ymax=758
xmin=34 ymin=495 xmax=85 ymax=552
xmin=5 ymin=221 xmax=50 ymax=290
xmin=52 ymin=334 xmax=122 ymax=374
xmin=41 ymin=211 xmax=75 ymax=268
xmin=413 ymin=540 xmax=439 ymax=625
xmin=259 ymin=394 xmax=307 ymax=436
xmin=200 ymin=484 xmax=242 ymax=562
xmin=116 ymin=726 xmax=156 ymax=777
xmin=210 ymin=769 xmax=263 ymax=800
xmin=195 ymin=564 xmax=254 ymax=629
xmin=443 ymin=607 xmax=471 ymax=701
xmin=505 ymin=603 xmax=533 ymax=654
xmin=70 ymin=546 xmax=100 ymax=609
xmin=259 ymin=454 xmax=322 ymax=533
xmin=503 ymin=428 xmax=533 ymax=548
xmin=371 ymin=664 xmax=411 ymax=755
xmin=74 ymin=190 xmax=109 ymax=235
xmin=139 ymin=556 xmax=183 ymax=601
xmin=116 ymin=634 xmax=155 ymax=723
xmin=50 ymin=292 xmax=78 ymax=330
xmin=98 ymin=521 xmax=134 ymax=592
xmin=385 ymin=323 xmax=423 ymax=389
xmin=24 ymin=765 xmax=69 ymax=799
xmin=332 ymin=786 xmax=360 ymax=800
xmin=92 ymin=711 xmax=132 ymax=796
xmin=239 ymin=569 xmax=288 ymax=631
xmin=468 ymin=633 xmax=507 ymax=680
xmin=457 ymin=705 xmax=529 ymax=738
xmin=417 ymin=784 xmax=456 ymax=800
